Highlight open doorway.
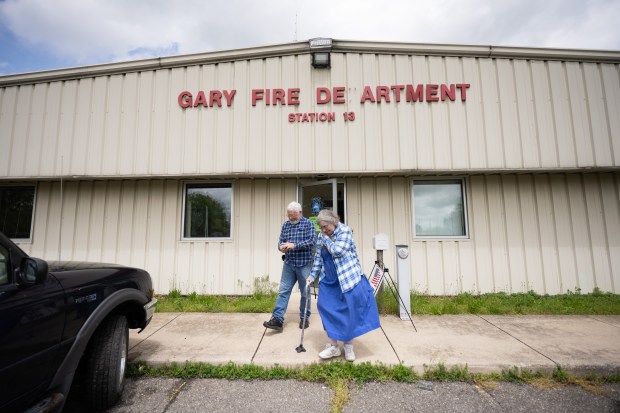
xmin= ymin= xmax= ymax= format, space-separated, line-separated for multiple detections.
xmin=298 ymin=179 xmax=346 ymax=230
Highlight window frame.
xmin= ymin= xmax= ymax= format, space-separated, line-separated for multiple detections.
xmin=181 ymin=181 xmax=234 ymax=241
xmin=411 ymin=177 xmax=469 ymax=240
xmin=0 ymin=184 xmax=37 ymax=242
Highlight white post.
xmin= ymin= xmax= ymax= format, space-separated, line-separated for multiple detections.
xmin=395 ymin=244 xmax=411 ymax=320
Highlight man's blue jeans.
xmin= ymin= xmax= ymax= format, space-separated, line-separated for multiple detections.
xmin=272 ymin=261 xmax=312 ymax=322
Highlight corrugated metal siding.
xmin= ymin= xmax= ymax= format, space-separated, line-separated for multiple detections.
xmin=2 ymin=54 xmax=619 ymax=179
xmin=21 ymin=179 xmax=298 ymax=294
xmin=16 ymin=173 xmax=618 ymax=295
xmin=348 ymin=173 xmax=619 ymax=295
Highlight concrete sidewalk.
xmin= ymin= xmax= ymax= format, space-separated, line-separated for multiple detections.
xmin=127 ymin=292 xmax=620 ymax=376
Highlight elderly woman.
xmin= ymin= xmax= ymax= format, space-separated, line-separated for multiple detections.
xmin=306 ymin=209 xmax=380 ymax=361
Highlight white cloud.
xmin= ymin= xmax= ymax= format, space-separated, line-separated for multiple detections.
xmin=0 ymin=0 xmax=618 ymax=72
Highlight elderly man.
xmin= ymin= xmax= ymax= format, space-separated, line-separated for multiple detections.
xmin=263 ymin=201 xmax=316 ymax=331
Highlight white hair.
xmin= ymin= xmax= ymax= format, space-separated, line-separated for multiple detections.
xmin=316 ymin=209 xmax=340 ymax=225
xmin=287 ymin=201 xmax=302 ymax=212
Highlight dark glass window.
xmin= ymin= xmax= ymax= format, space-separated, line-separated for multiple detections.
xmin=0 ymin=244 xmax=9 ymax=284
xmin=183 ymin=183 xmax=232 ymax=239
xmin=0 ymin=186 xmax=35 ymax=239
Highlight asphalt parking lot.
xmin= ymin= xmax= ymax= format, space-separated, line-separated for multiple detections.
xmin=63 ymin=377 xmax=620 ymax=413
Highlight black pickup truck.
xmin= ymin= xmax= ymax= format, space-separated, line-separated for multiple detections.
xmin=0 ymin=231 xmax=157 ymax=412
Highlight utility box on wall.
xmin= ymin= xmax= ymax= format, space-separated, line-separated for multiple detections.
xmin=373 ymin=233 xmax=389 ymax=251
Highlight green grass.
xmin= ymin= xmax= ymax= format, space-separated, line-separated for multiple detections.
xmin=126 ymin=361 xmax=620 ymax=387
xmin=127 ymin=360 xmax=419 ymax=383
xmin=404 ymin=289 xmax=620 ymax=315
xmin=156 ymin=287 xmax=620 ymax=315
xmin=126 ymin=360 xmax=620 ymax=413
xmin=157 ymin=275 xmax=278 ymax=312
xmin=156 ymin=290 xmax=278 ymax=313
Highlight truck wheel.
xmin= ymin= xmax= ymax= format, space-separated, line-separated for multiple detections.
xmin=81 ymin=314 xmax=128 ymax=410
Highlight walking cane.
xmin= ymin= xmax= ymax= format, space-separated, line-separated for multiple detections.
xmin=295 ymin=284 xmax=311 ymax=353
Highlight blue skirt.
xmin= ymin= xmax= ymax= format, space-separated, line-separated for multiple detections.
xmin=317 ymin=247 xmax=380 ymax=342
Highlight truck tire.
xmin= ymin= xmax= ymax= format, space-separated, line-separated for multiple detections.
xmin=81 ymin=314 xmax=128 ymax=410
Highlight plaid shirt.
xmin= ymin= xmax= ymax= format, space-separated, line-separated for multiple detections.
xmin=308 ymin=223 xmax=363 ymax=293
xmin=278 ymin=216 xmax=316 ymax=267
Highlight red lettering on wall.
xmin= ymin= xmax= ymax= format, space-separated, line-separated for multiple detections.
xmin=252 ymin=88 xmax=301 ymax=106
xmin=178 ymin=91 xmax=192 ymax=108
xmin=209 ymin=90 xmax=222 ymax=107
xmin=333 ymin=87 xmax=345 ymax=104
xmin=193 ymin=91 xmax=208 ymax=107
xmin=426 ymin=84 xmax=439 ymax=102
xmin=288 ymin=88 xmax=300 ymax=105
xmin=178 ymin=90 xmax=236 ymax=108
xmin=180 ymin=83 xmax=469 ymax=110
xmin=273 ymin=89 xmax=285 ymax=105
xmin=223 ymin=90 xmax=236 ymax=106
xmin=376 ymin=86 xmax=391 ymax=103
xmin=406 ymin=85 xmax=424 ymax=102
xmin=360 ymin=86 xmax=376 ymax=103
xmin=317 ymin=87 xmax=346 ymax=104
xmin=252 ymin=89 xmax=264 ymax=106
xmin=456 ymin=84 xmax=470 ymax=101
xmin=316 ymin=87 xmax=331 ymax=104
xmin=391 ymin=85 xmax=405 ymax=102
xmin=441 ymin=84 xmax=455 ymax=101
xmin=288 ymin=112 xmax=336 ymax=122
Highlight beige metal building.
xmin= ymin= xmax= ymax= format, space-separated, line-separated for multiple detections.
xmin=1 ymin=39 xmax=619 ymax=295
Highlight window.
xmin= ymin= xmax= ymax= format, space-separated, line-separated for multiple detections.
xmin=0 ymin=186 xmax=36 ymax=240
xmin=182 ymin=183 xmax=232 ymax=239
xmin=412 ymin=179 xmax=468 ymax=238
xmin=0 ymin=245 xmax=8 ymax=285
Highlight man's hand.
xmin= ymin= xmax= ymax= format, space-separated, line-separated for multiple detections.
xmin=280 ymin=242 xmax=294 ymax=252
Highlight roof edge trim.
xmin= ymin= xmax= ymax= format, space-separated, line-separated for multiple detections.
xmin=1 ymin=39 xmax=618 ymax=86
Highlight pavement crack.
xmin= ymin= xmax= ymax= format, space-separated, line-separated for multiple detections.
xmin=476 ymin=315 xmax=560 ymax=367
xmin=586 ymin=315 xmax=620 ymax=330
xmin=163 ymin=379 xmax=188 ymax=412
xmin=473 ymin=382 xmax=504 ymax=410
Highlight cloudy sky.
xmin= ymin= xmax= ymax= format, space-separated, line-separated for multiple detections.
xmin=1 ymin=0 xmax=619 ymax=75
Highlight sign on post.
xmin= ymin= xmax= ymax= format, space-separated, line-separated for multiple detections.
xmin=369 ymin=265 xmax=385 ymax=296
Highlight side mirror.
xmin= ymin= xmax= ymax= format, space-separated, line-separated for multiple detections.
xmin=18 ymin=257 xmax=48 ymax=285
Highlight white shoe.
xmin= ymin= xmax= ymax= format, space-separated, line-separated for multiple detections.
xmin=344 ymin=344 xmax=355 ymax=361
xmin=319 ymin=343 xmax=341 ymax=359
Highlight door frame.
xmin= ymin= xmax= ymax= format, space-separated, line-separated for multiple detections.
xmin=298 ymin=178 xmax=346 ymax=223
